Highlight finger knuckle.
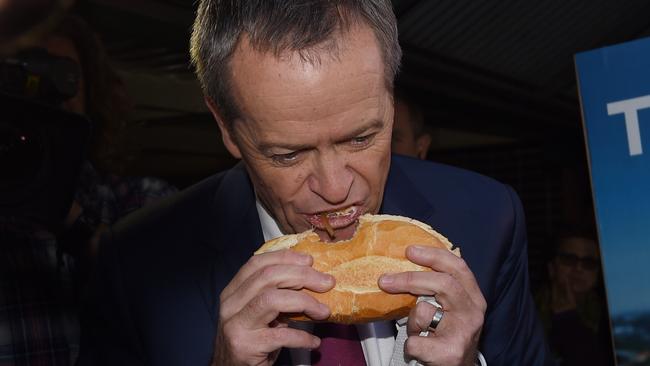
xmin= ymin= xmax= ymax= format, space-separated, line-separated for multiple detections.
xmin=261 ymin=289 xmax=279 ymax=307
xmin=219 ymin=295 xmax=241 ymax=321
xmin=229 ymin=335 xmax=244 ymax=353
xmin=258 ymin=264 xmax=281 ymax=280
xmin=219 ymin=290 xmax=228 ymax=303
xmin=277 ymin=248 xmax=293 ymax=260
xmin=265 ymin=327 xmax=284 ymax=345
xmin=414 ymin=301 xmax=430 ymax=317
xmin=470 ymin=309 xmax=485 ymax=329
xmin=222 ymin=321 xmax=244 ymax=349
xmin=414 ymin=303 xmax=431 ymax=328
xmin=248 ymin=253 xmax=264 ymax=267
xmin=456 ymin=257 xmax=469 ymax=269
xmin=270 ymin=327 xmax=297 ymax=345
xmin=440 ymin=272 xmax=456 ymax=291
xmin=456 ymin=257 xmax=473 ymax=275
xmin=294 ymin=289 xmax=312 ymax=303
xmin=477 ymin=296 xmax=488 ymax=313
xmin=219 ymin=321 xmax=260 ymax=365
xmin=404 ymin=271 xmax=416 ymax=286
xmin=283 ymin=249 xmax=308 ymax=264
xmin=404 ymin=337 xmax=418 ymax=357
xmin=220 ymin=318 xmax=234 ymax=336
xmin=218 ymin=303 xmax=230 ymax=322
xmin=250 ymin=289 xmax=276 ymax=313
xmin=448 ymin=351 xmax=465 ymax=366
xmin=299 ymin=265 xmax=315 ymax=279
xmin=459 ymin=329 xmax=474 ymax=345
xmin=436 ymin=342 xmax=464 ymax=365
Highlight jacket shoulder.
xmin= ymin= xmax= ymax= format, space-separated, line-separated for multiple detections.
xmin=392 ymin=155 xmax=513 ymax=206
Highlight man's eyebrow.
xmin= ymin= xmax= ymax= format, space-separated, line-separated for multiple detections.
xmin=258 ymin=119 xmax=385 ymax=153
xmin=258 ymin=141 xmax=312 ymax=154
xmin=339 ymin=119 xmax=385 ymax=142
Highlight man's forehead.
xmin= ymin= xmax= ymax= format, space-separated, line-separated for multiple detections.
xmin=228 ymin=28 xmax=387 ymax=121
xmin=230 ymin=24 xmax=383 ymax=83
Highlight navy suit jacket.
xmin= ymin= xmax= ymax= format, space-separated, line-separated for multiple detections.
xmin=79 ymin=155 xmax=554 ymax=365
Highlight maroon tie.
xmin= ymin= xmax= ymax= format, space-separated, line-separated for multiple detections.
xmin=311 ymin=323 xmax=366 ymax=365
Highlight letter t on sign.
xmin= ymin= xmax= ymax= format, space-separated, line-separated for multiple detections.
xmin=607 ymin=95 xmax=650 ymax=156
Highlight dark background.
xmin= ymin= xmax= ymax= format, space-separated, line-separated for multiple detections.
xmin=70 ymin=0 xmax=650 ymax=291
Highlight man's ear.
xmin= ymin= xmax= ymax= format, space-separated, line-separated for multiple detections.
xmin=205 ymin=96 xmax=242 ymax=159
xmin=416 ymin=133 xmax=432 ymax=160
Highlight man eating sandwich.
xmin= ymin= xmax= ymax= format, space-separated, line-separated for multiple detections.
xmin=78 ymin=1 xmax=554 ymax=365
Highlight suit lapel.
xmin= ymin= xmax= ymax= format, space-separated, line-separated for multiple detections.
xmin=195 ymin=163 xmax=264 ymax=324
xmin=210 ymin=162 xmax=263 ymax=264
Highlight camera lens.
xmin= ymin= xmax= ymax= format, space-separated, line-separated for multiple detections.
xmin=0 ymin=121 xmax=43 ymax=192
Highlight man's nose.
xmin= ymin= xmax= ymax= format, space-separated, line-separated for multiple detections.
xmin=308 ymin=152 xmax=353 ymax=204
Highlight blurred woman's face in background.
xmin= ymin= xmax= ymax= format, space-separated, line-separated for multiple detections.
xmin=551 ymin=236 xmax=601 ymax=294
xmin=42 ymin=34 xmax=85 ymax=114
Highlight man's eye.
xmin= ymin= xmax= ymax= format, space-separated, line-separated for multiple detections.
xmin=271 ymin=151 xmax=300 ymax=165
xmin=351 ymin=134 xmax=373 ymax=147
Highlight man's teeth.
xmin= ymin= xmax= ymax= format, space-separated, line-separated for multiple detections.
xmin=325 ymin=207 xmax=355 ymax=218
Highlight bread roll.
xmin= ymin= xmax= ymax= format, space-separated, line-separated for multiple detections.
xmin=254 ymin=214 xmax=460 ymax=324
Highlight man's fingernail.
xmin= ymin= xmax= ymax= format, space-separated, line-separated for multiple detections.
xmin=409 ymin=245 xmax=425 ymax=254
xmin=319 ymin=303 xmax=330 ymax=313
xmin=322 ymin=274 xmax=334 ymax=285
xmin=380 ymin=274 xmax=394 ymax=285
xmin=312 ymin=336 xmax=321 ymax=348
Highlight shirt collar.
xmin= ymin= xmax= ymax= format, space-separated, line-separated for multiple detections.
xmin=255 ymin=200 xmax=284 ymax=242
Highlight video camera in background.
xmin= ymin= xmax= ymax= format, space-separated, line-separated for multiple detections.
xmin=0 ymin=48 xmax=91 ymax=232
xmin=1 ymin=48 xmax=79 ymax=104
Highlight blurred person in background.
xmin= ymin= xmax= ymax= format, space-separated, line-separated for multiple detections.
xmin=391 ymin=91 xmax=431 ymax=160
xmin=44 ymin=15 xmax=178 ymax=261
xmin=535 ymin=231 xmax=614 ymax=366
xmin=1 ymin=13 xmax=176 ymax=365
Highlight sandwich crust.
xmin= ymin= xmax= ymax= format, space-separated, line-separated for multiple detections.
xmin=255 ymin=214 xmax=460 ymax=323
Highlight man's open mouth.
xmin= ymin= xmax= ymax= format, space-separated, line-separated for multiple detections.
xmin=306 ymin=205 xmax=363 ymax=230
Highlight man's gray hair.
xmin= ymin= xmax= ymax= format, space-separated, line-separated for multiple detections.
xmin=190 ymin=0 xmax=401 ymax=126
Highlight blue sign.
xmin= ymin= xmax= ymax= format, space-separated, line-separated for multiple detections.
xmin=576 ymin=36 xmax=650 ymax=362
